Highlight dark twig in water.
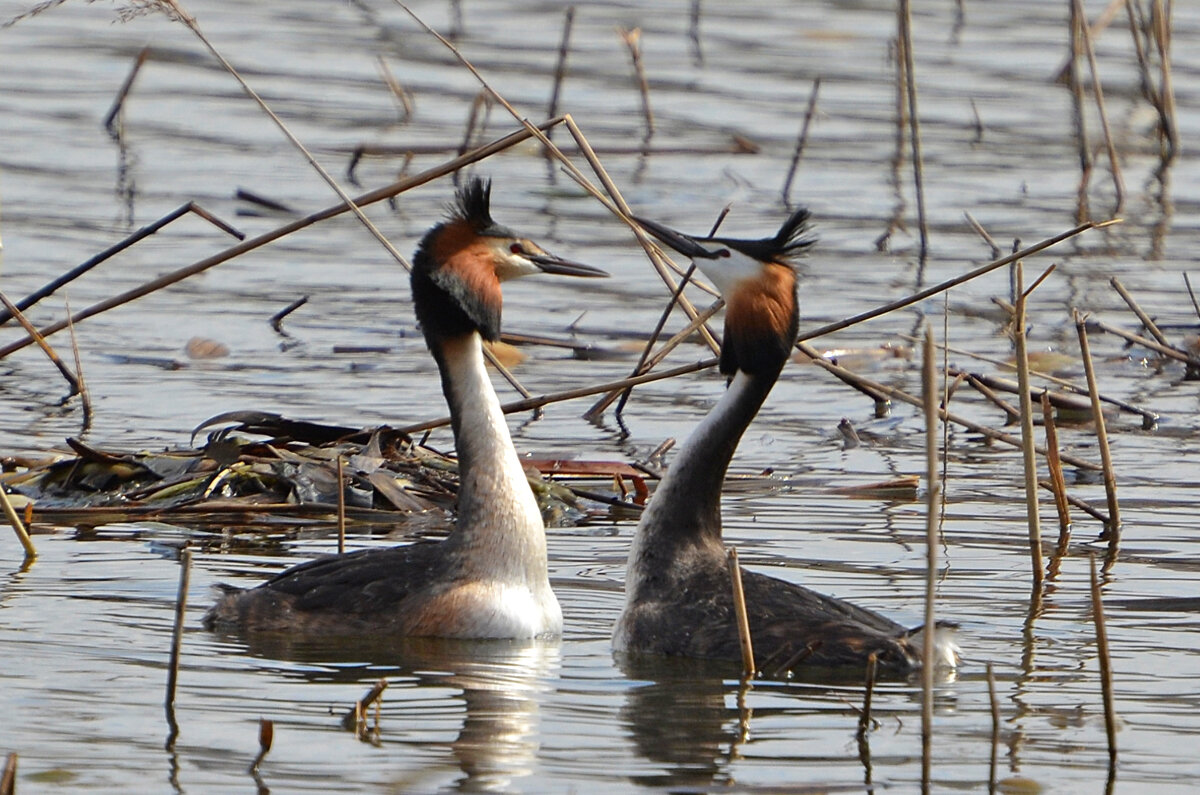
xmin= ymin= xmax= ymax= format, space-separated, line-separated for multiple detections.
xmin=545 ymin=6 xmax=575 ymax=141
xmin=1090 ymin=555 xmax=1118 ymax=764
xmin=336 ymin=456 xmax=347 ymax=555
xmin=165 ymin=547 xmax=192 ymax=746
xmin=1085 ymin=316 xmax=1200 ymax=373
xmin=341 ymin=678 xmax=389 ymax=732
xmin=1184 ymin=273 xmax=1200 ymax=323
xmin=103 ymin=45 xmax=150 ymax=137
xmin=270 ymin=296 xmax=308 ymax=336
xmin=781 ymin=77 xmax=821 ymax=208
xmin=0 ymin=119 xmax=565 ymax=360
xmin=0 ymin=202 xmax=243 ymax=326
xmin=986 ymin=662 xmax=999 ymax=792
xmin=1074 ymin=312 xmax=1121 ymax=552
xmin=858 ymin=653 xmax=878 ymax=739
xmin=726 ymin=548 xmax=755 ymax=677
xmin=964 ymin=373 xmax=1020 ymax=424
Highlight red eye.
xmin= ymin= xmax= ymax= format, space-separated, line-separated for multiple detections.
xmin=510 ymin=243 xmax=524 ymax=254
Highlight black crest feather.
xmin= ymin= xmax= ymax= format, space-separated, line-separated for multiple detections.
xmin=454 ymin=177 xmax=495 ymax=231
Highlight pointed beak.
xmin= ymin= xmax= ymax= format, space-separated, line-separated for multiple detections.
xmin=632 ymin=216 xmax=727 ymax=260
xmin=528 ymin=253 xmax=608 ymax=278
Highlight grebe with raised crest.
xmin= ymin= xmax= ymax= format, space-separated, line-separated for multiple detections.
xmin=613 ymin=210 xmax=958 ymax=673
xmin=204 ymin=178 xmax=605 ymax=639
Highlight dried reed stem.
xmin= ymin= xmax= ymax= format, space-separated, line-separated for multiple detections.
xmin=0 ymin=203 xmax=241 ymax=326
xmin=1084 ymin=316 xmax=1200 ymax=372
xmin=0 ymin=288 xmax=80 ymax=393
xmin=726 ymin=548 xmax=755 ymax=677
xmin=270 ymin=296 xmax=308 ymax=336
xmin=782 ymin=77 xmax=821 ymax=207
xmin=63 ymin=297 xmax=93 ymax=432
xmin=858 ymin=653 xmax=878 ymax=739
xmin=964 ymin=373 xmax=1020 ymax=424
xmin=898 ymin=0 xmax=929 ymax=261
xmin=799 ymin=220 xmax=1110 ymax=344
xmin=376 ymin=56 xmax=413 ymax=121
xmin=1039 ymin=479 xmax=1108 ymax=525
xmin=986 ymin=662 xmax=999 ymax=791
xmin=1067 ymin=0 xmax=1093 ymax=222
xmin=0 ymin=485 xmax=36 ymax=560
xmin=165 ymin=547 xmax=192 ymax=719
xmin=920 ymin=326 xmax=939 ymax=782
xmin=1014 ymin=263 xmax=1044 ymax=593
xmin=1184 ymin=273 xmax=1200 ymax=322
xmin=619 ymin=28 xmax=655 ymax=139
xmin=1041 ymin=391 xmax=1073 ymax=579
xmin=1074 ymin=312 xmax=1121 ymax=548
xmin=1110 ymin=276 xmax=1169 ymax=346
xmin=0 ymin=753 xmax=14 ymax=795
xmin=249 ymin=718 xmax=274 ymax=773
xmin=341 ymin=678 xmax=389 ymax=731
xmin=964 ymin=211 xmax=1002 ymax=259
xmin=0 ymin=120 xmax=561 ymax=359
xmin=1089 ymin=555 xmax=1118 ymax=763
xmin=545 ymin=6 xmax=576 ymax=140
xmin=1072 ymin=0 xmax=1126 ymax=212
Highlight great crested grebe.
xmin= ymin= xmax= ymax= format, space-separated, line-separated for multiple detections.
xmin=204 ymin=178 xmax=605 ymax=639
xmin=613 ymin=210 xmax=958 ymax=673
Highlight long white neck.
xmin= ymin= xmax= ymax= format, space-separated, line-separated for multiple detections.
xmin=437 ymin=334 xmax=549 ymax=584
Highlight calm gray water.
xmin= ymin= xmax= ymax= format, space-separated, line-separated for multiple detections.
xmin=3 ymin=0 xmax=1200 ymax=791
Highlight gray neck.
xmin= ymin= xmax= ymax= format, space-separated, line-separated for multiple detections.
xmin=623 ymin=367 xmax=780 ymax=598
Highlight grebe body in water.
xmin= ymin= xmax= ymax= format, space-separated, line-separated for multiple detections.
xmin=204 ymin=178 xmax=604 ymax=639
xmin=613 ymin=212 xmax=958 ymax=673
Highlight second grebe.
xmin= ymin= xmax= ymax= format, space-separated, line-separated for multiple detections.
xmin=613 ymin=211 xmax=958 ymax=673
xmin=204 ymin=178 xmax=605 ymax=639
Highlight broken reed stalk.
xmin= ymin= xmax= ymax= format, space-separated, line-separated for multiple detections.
xmin=270 ymin=296 xmax=308 ymax=335
xmin=1148 ymin=0 xmax=1178 ymax=163
xmin=336 ymin=455 xmax=346 ymax=555
xmin=0 ymin=202 xmax=243 ymax=326
xmin=726 ymin=548 xmax=755 ymax=677
xmin=249 ymin=718 xmax=274 ymax=773
xmin=986 ymin=662 xmax=999 ymax=792
xmin=0 ymin=289 xmax=81 ymax=393
xmin=0 ymin=119 xmax=563 ymax=360
xmin=796 ymin=341 xmax=1104 ymax=472
xmin=376 ymin=56 xmax=414 ymax=121
xmin=1184 ymin=273 xmax=1200 ymax=322
xmin=781 ymin=77 xmax=821 ymax=207
xmin=103 ymin=45 xmax=150 ymax=135
xmin=1085 ymin=316 xmax=1200 ymax=372
xmin=964 ymin=373 xmax=1020 ymax=424
xmin=64 ymin=297 xmax=93 ymax=432
xmin=1074 ymin=312 xmax=1121 ymax=548
xmin=897 ymin=0 xmax=929 ymax=262
xmin=165 ymin=547 xmax=192 ymax=719
xmin=0 ymin=753 xmax=14 ymax=795
xmin=544 ymin=6 xmax=576 ymax=140
xmin=1041 ymin=391 xmax=1073 ymax=578
xmin=0 ymin=486 xmax=36 ymax=560
xmin=1089 ymin=555 xmax=1118 ymax=763
xmin=964 ymin=211 xmax=1002 ymax=259
xmin=858 ymin=653 xmax=878 ymax=739
xmin=920 ymin=326 xmax=938 ymax=783
xmin=799 ymin=220 xmax=1110 ymax=344
xmin=619 ymin=28 xmax=655 ymax=140
xmin=1110 ymin=276 xmax=1169 ymax=346
xmin=341 ymin=678 xmax=389 ymax=731
xmin=1071 ymin=0 xmax=1126 ymax=213
xmin=1014 ymin=263 xmax=1045 ymax=594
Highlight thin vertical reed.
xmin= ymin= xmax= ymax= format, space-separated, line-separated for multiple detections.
xmin=1072 ymin=0 xmax=1126 ymax=212
xmin=781 ymin=77 xmax=821 ymax=207
xmin=103 ymin=46 xmax=150 ymax=135
xmin=619 ymin=28 xmax=655 ymax=140
xmin=1074 ymin=311 xmax=1121 ymax=549
xmin=920 ymin=326 xmax=938 ymax=789
xmin=1041 ymin=391 xmax=1072 ymax=579
xmin=1013 ymin=264 xmax=1044 ymax=593
xmin=858 ymin=653 xmax=878 ymax=739
xmin=1090 ymin=556 xmax=1118 ymax=763
xmin=546 ymin=7 xmax=576 ymax=134
xmin=898 ymin=0 xmax=929 ymax=261
xmin=165 ymin=548 xmax=192 ymax=723
xmin=726 ymin=548 xmax=755 ymax=677
xmin=986 ymin=663 xmax=999 ymax=793
xmin=249 ymin=718 xmax=274 ymax=773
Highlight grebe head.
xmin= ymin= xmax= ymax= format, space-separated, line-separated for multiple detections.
xmin=412 ymin=178 xmax=605 ymax=345
xmin=634 ymin=209 xmax=814 ymax=377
